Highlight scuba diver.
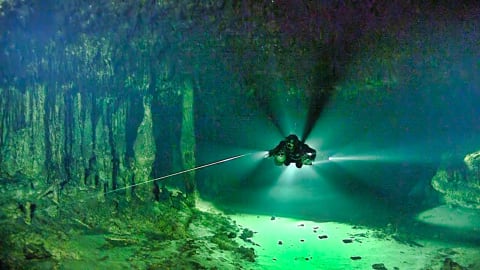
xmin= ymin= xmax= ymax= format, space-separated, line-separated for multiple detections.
xmin=267 ymin=134 xmax=316 ymax=168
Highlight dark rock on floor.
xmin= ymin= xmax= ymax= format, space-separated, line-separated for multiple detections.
xmin=237 ymin=246 xmax=256 ymax=262
xmin=440 ymin=258 xmax=466 ymax=270
xmin=372 ymin=263 xmax=387 ymax=270
xmin=23 ymin=242 xmax=51 ymax=260
xmin=240 ymin=228 xmax=254 ymax=240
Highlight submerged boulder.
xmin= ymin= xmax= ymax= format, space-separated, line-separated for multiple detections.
xmin=431 ymin=150 xmax=480 ymax=209
xmin=464 ymin=151 xmax=480 ymax=174
xmin=440 ymin=258 xmax=466 ymax=270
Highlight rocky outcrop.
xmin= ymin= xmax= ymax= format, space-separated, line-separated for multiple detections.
xmin=0 ymin=175 xmax=256 ymax=269
xmin=431 ymin=150 xmax=480 ymax=209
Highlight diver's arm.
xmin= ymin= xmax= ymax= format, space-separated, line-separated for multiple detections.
xmin=299 ymin=143 xmax=316 ymax=163
xmin=268 ymin=141 xmax=286 ymax=156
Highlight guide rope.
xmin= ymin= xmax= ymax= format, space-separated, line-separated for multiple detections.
xmin=104 ymin=152 xmax=253 ymax=195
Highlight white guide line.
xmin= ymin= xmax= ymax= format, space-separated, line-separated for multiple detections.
xmin=104 ymin=152 xmax=254 ymax=195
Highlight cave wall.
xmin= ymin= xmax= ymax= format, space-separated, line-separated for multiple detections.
xmin=0 ymin=0 xmax=247 ymax=201
xmin=0 ymin=19 xmax=186 ymax=200
xmin=0 ymin=65 xmax=160 ymax=199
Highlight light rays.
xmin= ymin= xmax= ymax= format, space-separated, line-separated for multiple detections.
xmin=325 ymin=138 xmax=444 ymax=166
xmin=267 ymin=163 xmax=335 ymax=203
xmin=267 ymin=82 xmax=309 ymax=138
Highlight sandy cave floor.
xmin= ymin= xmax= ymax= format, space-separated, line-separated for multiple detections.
xmin=3 ymin=195 xmax=480 ymax=270
xmin=198 ymin=200 xmax=480 ymax=270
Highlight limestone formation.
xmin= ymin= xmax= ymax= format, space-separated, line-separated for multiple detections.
xmin=431 ymin=150 xmax=480 ymax=209
xmin=133 ymin=97 xmax=156 ymax=200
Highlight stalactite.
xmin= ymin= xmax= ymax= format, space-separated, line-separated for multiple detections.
xmin=43 ymin=86 xmax=54 ymax=183
xmin=72 ymin=92 xmax=86 ymax=187
xmin=125 ymin=94 xmax=144 ymax=168
xmin=83 ymin=92 xmax=95 ymax=187
xmin=180 ymin=79 xmax=196 ymax=206
xmin=111 ymin=100 xmax=128 ymax=194
xmin=0 ymin=85 xmax=45 ymax=180
xmin=132 ymin=96 xmax=156 ymax=201
xmin=28 ymin=85 xmax=46 ymax=179
xmin=0 ymin=87 xmax=4 ymax=158
xmin=107 ymin=100 xmax=118 ymax=191
xmin=93 ymin=100 xmax=113 ymax=199
xmin=46 ymin=89 xmax=67 ymax=184
xmin=63 ymin=89 xmax=74 ymax=184
xmin=149 ymin=64 xmax=183 ymax=188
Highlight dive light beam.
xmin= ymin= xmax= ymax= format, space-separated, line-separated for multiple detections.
xmin=327 ymin=155 xmax=383 ymax=162
xmin=326 ymin=145 xmax=438 ymax=164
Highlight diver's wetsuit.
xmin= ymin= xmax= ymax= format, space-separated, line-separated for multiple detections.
xmin=268 ymin=135 xmax=316 ymax=168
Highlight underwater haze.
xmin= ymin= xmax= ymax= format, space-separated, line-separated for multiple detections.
xmin=1 ymin=1 xmax=480 ymax=269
